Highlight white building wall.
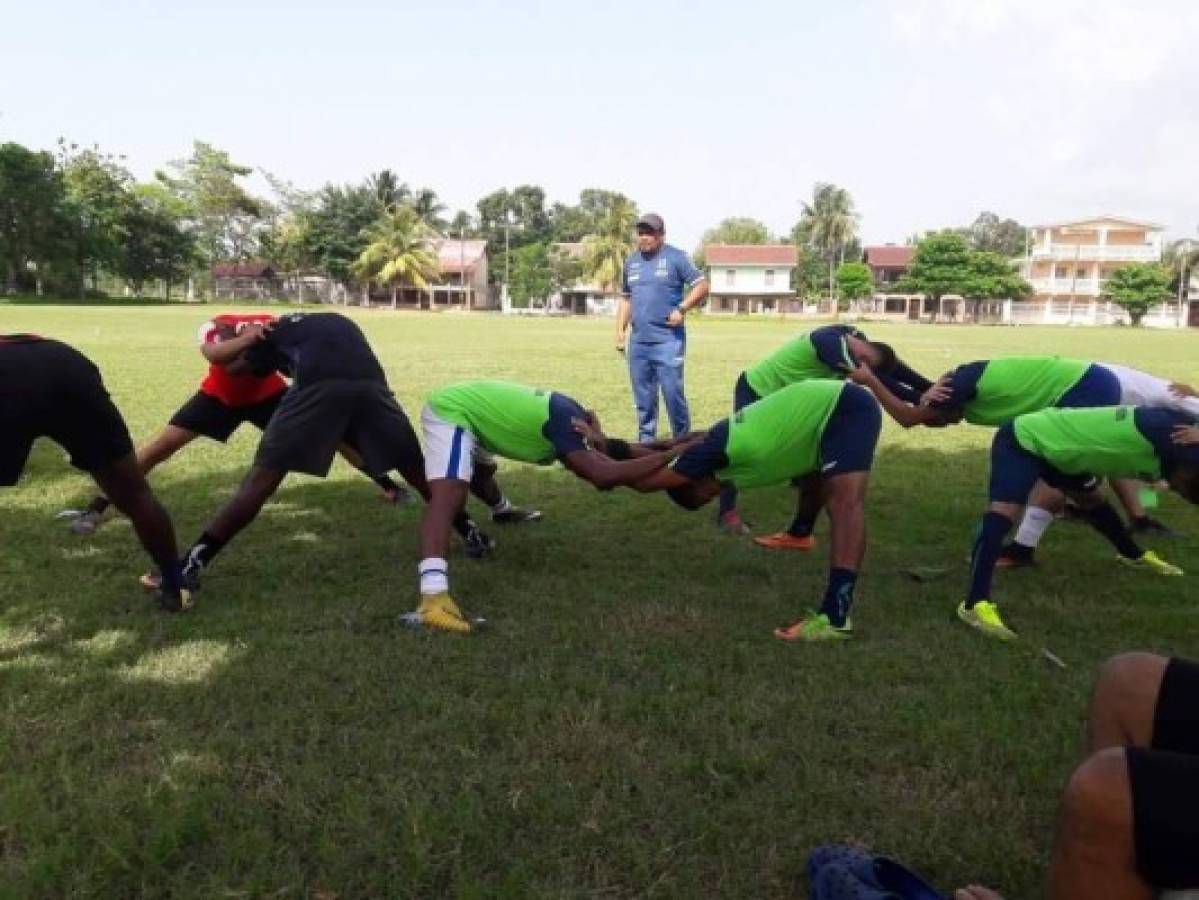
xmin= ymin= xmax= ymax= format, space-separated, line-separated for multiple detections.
xmin=708 ymin=264 xmax=794 ymax=294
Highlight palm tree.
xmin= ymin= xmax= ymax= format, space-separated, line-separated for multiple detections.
xmin=409 ymin=187 xmax=448 ymax=232
xmin=365 ymin=169 xmax=410 ymax=212
xmin=796 ymin=183 xmax=859 ymax=301
xmin=581 ymin=197 xmax=638 ymax=294
xmin=351 ymin=207 xmax=441 ymax=309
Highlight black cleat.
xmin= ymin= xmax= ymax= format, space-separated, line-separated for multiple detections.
xmin=463 ymin=524 xmax=496 ymax=559
xmin=491 ymin=505 xmax=542 ymax=525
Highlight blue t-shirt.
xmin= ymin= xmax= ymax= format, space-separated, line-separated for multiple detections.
xmin=622 ymin=244 xmax=704 ymax=344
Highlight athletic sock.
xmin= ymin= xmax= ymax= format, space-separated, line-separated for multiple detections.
xmin=1085 ymin=502 xmax=1144 ymax=559
xmin=1013 ymin=506 xmax=1054 ymax=550
xmin=787 ymin=512 xmax=817 ymax=538
xmin=717 ymin=485 xmax=737 ymax=518
xmin=370 ymin=473 xmax=401 ymax=494
xmin=157 ymin=558 xmax=185 ymax=595
xmin=86 ymin=496 xmax=111 ymax=516
xmin=967 ymin=512 xmax=1013 ymax=607
xmin=182 ymin=531 xmax=226 ymax=576
xmin=418 ymin=558 xmax=449 ymax=595
xmin=819 ymin=567 xmax=857 ymax=627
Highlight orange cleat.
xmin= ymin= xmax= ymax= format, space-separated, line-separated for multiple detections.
xmin=753 ymin=532 xmax=815 ymax=552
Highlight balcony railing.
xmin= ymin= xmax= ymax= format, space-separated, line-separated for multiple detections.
xmin=1029 ymin=244 xmax=1158 ymax=262
xmin=1028 ymin=278 xmax=1108 ymax=295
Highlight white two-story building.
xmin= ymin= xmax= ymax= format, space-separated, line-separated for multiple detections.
xmin=705 ymin=244 xmax=799 ymax=315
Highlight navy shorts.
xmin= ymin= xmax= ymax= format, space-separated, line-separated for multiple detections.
xmin=818 ymin=383 xmax=882 ymax=477
xmin=1127 ymin=657 xmax=1199 ymax=889
xmin=1056 ymin=363 xmax=1122 ymax=409
xmin=732 ymin=371 xmax=761 ymax=412
xmin=988 ymin=423 xmax=1100 ymax=504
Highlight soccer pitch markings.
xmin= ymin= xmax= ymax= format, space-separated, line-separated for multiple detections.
xmin=2 ymin=304 xmax=1198 ymax=898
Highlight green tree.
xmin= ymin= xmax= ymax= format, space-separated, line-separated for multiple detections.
xmin=794 ymin=183 xmax=859 ymax=299
xmin=836 ymin=261 xmax=874 ymax=303
xmin=896 ymin=231 xmax=975 ymax=304
xmin=0 ymin=142 xmax=67 ymax=294
xmin=366 ymin=169 xmax=410 ymax=212
xmin=302 ymin=183 xmax=383 ymax=286
xmin=58 ymin=141 xmax=135 ymax=297
xmin=118 ymin=184 xmax=196 ymax=297
xmin=408 ymin=187 xmax=447 ymax=231
xmin=508 ymin=242 xmax=553 ymax=307
xmin=1102 ymin=263 xmax=1173 ymax=326
xmin=351 ymin=206 xmax=440 ymax=309
xmin=157 ymin=141 xmax=265 ymax=268
xmin=694 ymin=217 xmax=771 ymax=268
xmin=477 ymin=185 xmax=554 ymax=284
xmin=581 ymin=196 xmax=637 ymax=294
xmin=963 ymin=211 xmax=1028 ymax=257
xmin=549 ymin=244 xmax=585 ymax=295
xmin=962 ymin=251 xmax=1032 ymax=301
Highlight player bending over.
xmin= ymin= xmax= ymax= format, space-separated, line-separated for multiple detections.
xmin=958 ymin=405 xmax=1199 ymax=641
xmin=1 ymin=335 xmax=191 ymax=611
xmin=405 ymin=380 xmax=684 ymax=633
xmin=717 ymin=323 xmax=929 ymax=546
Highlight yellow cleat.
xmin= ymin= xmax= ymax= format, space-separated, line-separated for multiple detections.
xmin=957 ymin=600 xmax=1017 ymax=641
xmin=1118 ymin=550 xmax=1184 ymax=577
xmin=401 ymin=592 xmax=474 ymax=634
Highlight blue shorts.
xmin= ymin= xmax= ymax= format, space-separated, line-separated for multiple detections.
xmin=1056 ymin=363 xmax=1122 ymax=409
xmin=733 ymin=371 xmax=761 ymax=411
xmin=819 ymin=383 xmax=882 ymax=477
xmin=988 ymin=423 xmax=1101 ymax=504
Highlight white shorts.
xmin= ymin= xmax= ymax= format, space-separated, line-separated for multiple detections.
xmin=1105 ymin=364 xmax=1199 ymax=419
xmin=421 ymin=404 xmax=494 ymax=482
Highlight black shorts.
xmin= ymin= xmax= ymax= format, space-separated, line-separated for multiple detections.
xmin=254 ymin=379 xmax=422 ymax=477
xmin=0 ymin=339 xmax=134 ymax=485
xmin=1128 ymin=657 xmax=1199 ymax=889
xmin=818 ymin=383 xmax=882 ymax=477
xmin=987 ymin=423 xmax=1100 ymax=505
xmin=169 ymin=390 xmax=283 ymax=442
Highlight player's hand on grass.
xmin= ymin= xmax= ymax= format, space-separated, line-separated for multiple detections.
xmin=1171 ymin=424 xmax=1199 ymax=445
xmin=1170 ymin=381 xmax=1198 ymax=399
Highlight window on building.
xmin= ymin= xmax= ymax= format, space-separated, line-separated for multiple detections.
xmin=1055 ymin=265 xmax=1068 ymax=279
xmin=1077 ymin=266 xmax=1089 ymax=279
xmin=726 ymin=269 xmax=736 ymax=286
xmin=765 ymin=269 xmax=775 ymax=286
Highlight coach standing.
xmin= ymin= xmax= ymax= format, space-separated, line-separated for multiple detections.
xmin=615 ymin=213 xmax=708 ymax=442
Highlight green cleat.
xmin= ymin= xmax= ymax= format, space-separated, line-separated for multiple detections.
xmin=773 ymin=612 xmax=853 ymax=642
xmin=957 ymin=600 xmax=1017 ymax=641
xmin=1118 ymin=550 xmax=1183 ymax=577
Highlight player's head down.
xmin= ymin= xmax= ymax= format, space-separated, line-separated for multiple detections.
xmin=1164 ymin=460 xmax=1199 ymax=504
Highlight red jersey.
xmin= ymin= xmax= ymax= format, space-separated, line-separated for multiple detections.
xmin=197 ymin=314 xmax=288 ymax=407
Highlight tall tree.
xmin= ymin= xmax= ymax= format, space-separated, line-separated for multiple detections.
xmin=119 ymin=184 xmax=196 ymax=297
xmin=508 ymin=242 xmax=553 ymax=306
xmin=0 ymin=142 xmax=67 ymax=294
xmin=898 ymin=231 xmax=1032 ymax=314
xmin=409 ymin=187 xmax=447 ymax=231
xmin=794 ymin=183 xmax=859 ymax=299
xmin=157 ymin=141 xmax=265 ymax=267
xmin=581 ymin=196 xmax=637 ymax=294
xmin=694 ymin=216 xmax=771 ymax=268
xmin=836 ymin=261 xmax=875 ymax=304
xmin=366 ymin=169 xmax=410 ymax=212
xmin=58 ymin=141 xmax=135 ymax=297
xmin=963 ymin=211 xmax=1027 ymax=257
xmin=1102 ymin=263 xmax=1173 ymax=326
xmin=351 ymin=206 xmax=441 ymax=309
xmin=302 ymin=183 xmax=383 ymax=286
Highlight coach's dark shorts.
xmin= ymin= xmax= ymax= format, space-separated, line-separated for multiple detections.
xmin=254 ymin=379 xmax=422 ymax=477
xmin=0 ymin=339 xmax=134 ymax=486
xmin=169 ymin=390 xmax=284 ymax=442
xmin=1127 ymin=657 xmax=1199 ymax=889
xmin=1056 ymin=363 xmax=1122 ymax=409
xmin=987 ymin=423 xmax=1100 ymax=504
xmin=818 ymin=383 xmax=882 ymax=477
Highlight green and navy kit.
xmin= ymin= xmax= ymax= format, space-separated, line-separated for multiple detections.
xmin=935 ymin=356 xmax=1120 ymax=426
xmin=743 ymin=325 xmax=862 ymax=398
xmin=621 ymin=245 xmax=704 ymax=344
xmin=428 ymin=380 xmax=587 ymax=464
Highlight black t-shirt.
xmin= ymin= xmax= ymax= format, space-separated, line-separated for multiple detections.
xmin=245 ymin=313 xmax=385 ymax=386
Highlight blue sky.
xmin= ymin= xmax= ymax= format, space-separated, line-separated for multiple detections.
xmin=4 ymin=0 xmax=1197 ymax=250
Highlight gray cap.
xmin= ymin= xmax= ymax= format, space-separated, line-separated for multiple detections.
xmin=636 ymin=212 xmax=665 ymax=233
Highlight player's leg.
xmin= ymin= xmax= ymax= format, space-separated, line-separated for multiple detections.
xmin=999 ymin=479 xmax=1063 ymax=567
xmin=627 ymin=341 xmax=659 ymax=443
xmin=1062 ymin=482 xmax=1181 ymax=575
xmin=335 ymin=439 xmax=411 ymax=504
xmin=716 ymin=372 xmax=758 ymax=533
xmin=1111 ymin=478 xmax=1175 ymax=537
xmin=1088 ymin=652 xmax=1168 ymax=752
xmin=469 ymin=453 xmax=541 ymax=524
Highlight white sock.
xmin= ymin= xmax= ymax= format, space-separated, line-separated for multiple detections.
xmin=418 ymin=557 xmax=449 ymax=595
xmin=1014 ymin=506 xmax=1054 ymax=548
xmin=490 ymin=494 xmax=512 ymax=513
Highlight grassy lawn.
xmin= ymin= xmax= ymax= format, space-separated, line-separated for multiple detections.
xmin=2 ymin=306 xmax=1199 ymax=898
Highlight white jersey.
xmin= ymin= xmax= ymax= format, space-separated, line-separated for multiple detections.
xmin=1102 ymin=363 xmax=1199 ymax=419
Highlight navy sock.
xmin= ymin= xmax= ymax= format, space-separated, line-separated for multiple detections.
xmin=819 ymin=567 xmax=857 ymax=627
xmin=158 ymin=558 xmax=184 ymax=594
xmin=717 ymin=485 xmax=737 ymax=518
xmin=183 ymin=531 xmax=226 ymax=576
xmin=787 ymin=512 xmax=817 ymax=538
xmin=1085 ymin=502 xmax=1144 ymax=559
xmin=967 ymin=512 xmax=1013 ymax=607
xmin=371 ymin=473 xmax=401 ymax=494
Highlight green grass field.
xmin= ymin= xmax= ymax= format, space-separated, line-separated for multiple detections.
xmin=2 ymin=306 xmax=1199 ymax=898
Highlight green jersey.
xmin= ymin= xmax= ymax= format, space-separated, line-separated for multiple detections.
xmin=428 ymin=381 xmax=557 ymax=464
xmin=961 ymin=356 xmax=1090 ymax=426
xmin=719 ymin=380 xmax=845 ymax=489
xmin=743 ymin=326 xmax=856 ymax=398
xmin=1013 ymin=406 xmax=1161 ymax=481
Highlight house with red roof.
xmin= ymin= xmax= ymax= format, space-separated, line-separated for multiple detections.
xmin=861 ymin=245 xmax=914 ymax=290
xmin=704 ymin=244 xmax=799 ymax=315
